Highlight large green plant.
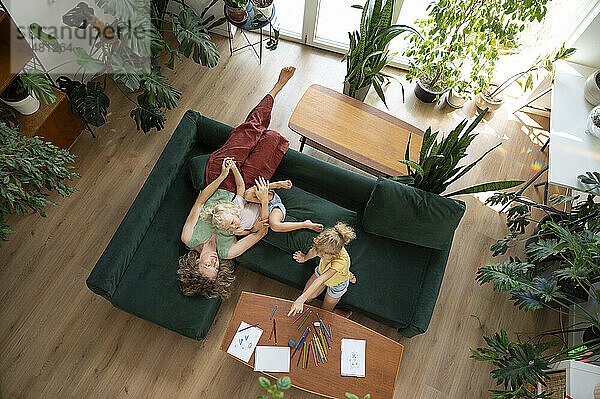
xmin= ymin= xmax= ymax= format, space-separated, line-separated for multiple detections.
xmin=0 ymin=123 xmax=79 ymax=244
xmin=404 ymin=0 xmax=550 ymax=96
xmin=21 ymin=0 xmax=225 ymax=134
xmin=342 ymin=0 xmax=417 ymax=105
xmin=393 ymin=109 xmax=524 ymax=196
xmin=257 ymin=376 xmax=290 ymax=399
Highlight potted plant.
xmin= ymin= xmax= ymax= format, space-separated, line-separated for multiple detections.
xmin=393 ymin=109 xmax=524 ymax=196
xmin=0 ymin=123 xmax=79 ymax=245
xmin=405 ymin=0 xmax=551 ymax=104
xmin=0 ymin=77 xmax=40 ymax=115
xmin=584 ymin=69 xmax=600 ymax=105
xmin=586 ymin=106 xmax=600 ymax=139
xmin=257 ymin=376 xmax=290 ymax=398
xmin=475 ymin=44 xmax=576 ymax=112
xmin=342 ymin=0 xmax=417 ymax=105
xmin=224 ymin=0 xmax=248 ymax=23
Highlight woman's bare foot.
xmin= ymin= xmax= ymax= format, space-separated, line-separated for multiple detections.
xmin=269 ymin=66 xmax=296 ymax=98
xmin=334 ymin=308 xmax=352 ymax=318
xmin=304 ymin=220 xmax=324 ymax=232
xmin=349 ymin=272 xmax=356 ymax=284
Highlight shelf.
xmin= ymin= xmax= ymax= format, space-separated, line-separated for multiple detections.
xmin=0 ymin=12 xmax=33 ymax=93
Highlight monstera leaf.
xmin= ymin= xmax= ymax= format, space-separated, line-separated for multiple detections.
xmin=130 ymin=92 xmax=165 ymax=133
xmin=29 ymin=23 xmax=61 ymax=53
xmin=94 ymin=0 xmax=139 ymax=21
xmin=173 ymin=7 xmax=220 ymax=67
xmin=70 ymin=81 xmax=110 ymax=127
xmin=74 ymin=47 xmax=105 ymax=74
xmin=119 ymin=15 xmax=157 ymax=58
xmin=20 ymin=70 xmax=57 ymax=104
xmin=141 ymin=70 xmax=181 ymax=109
xmin=63 ymin=2 xmax=95 ymax=28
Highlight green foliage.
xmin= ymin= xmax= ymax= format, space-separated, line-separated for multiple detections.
xmin=62 ymin=1 xmax=94 ymax=28
xmin=94 ymin=0 xmax=139 ymax=21
xmin=0 ymin=123 xmax=79 ymax=244
xmin=224 ymin=0 xmax=247 ymax=8
xmin=404 ymin=0 xmax=551 ymax=97
xmin=392 ymin=109 xmax=523 ymax=196
xmin=578 ymin=171 xmax=600 ymax=192
xmin=74 ymin=46 xmax=105 ymax=74
xmin=70 ymin=81 xmax=110 ymax=127
xmin=471 ymin=330 xmax=558 ymax=399
xmin=257 ymin=376 xmax=290 ymax=399
xmin=343 ymin=0 xmax=417 ymax=105
xmin=19 ymin=71 xmax=57 ymax=105
xmin=29 ymin=23 xmax=62 ymax=53
xmin=173 ymin=7 xmax=221 ymax=68
xmin=130 ymin=93 xmax=166 ymax=133
xmin=345 ymin=393 xmax=371 ymax=399
xmin=142 ymin=70 xmax=181 ymax=110
xmin=476 ymin=258 xmax=533 ymax=292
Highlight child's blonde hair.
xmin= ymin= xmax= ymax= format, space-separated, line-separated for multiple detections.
xmin=202 ymin=202 xmax=240 ymax=230
xmin=312 ymin=222 xmax=355 ymax=256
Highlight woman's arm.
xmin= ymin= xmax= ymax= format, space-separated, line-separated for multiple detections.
xmin=229 ymin=160 xmax=246 ymax=197
xmin=226 ymin=225 xmax=269 ymax=258
xmin=181 ymin=158 xmax=232 ymax=245
xmin=287 ymin=269 xmax=337 ymax=316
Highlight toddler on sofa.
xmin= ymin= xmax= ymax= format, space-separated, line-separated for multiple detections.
xmin=202 ymin=158 xmax=323 ymax=236
xmin=288 ymin=222 xmax=356 ymax=318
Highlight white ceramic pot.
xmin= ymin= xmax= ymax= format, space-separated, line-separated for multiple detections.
xmin=475 ymin=86 xmax=504 ymax=112
xmin=445 ymin=89 xmax=468 ymax=109
xmin=586 ymin=105 xmax=600 ymax=139
xmin=584 ymin=70 xmax=600 ymax=106
xmin=1 ymin=95 xmax=40 ymax=115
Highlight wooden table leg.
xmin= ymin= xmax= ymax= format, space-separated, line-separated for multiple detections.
xmin=299 ymin=136 xmax=306 ymax=152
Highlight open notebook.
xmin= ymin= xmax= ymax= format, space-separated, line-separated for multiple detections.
xmin=341 ymin=339 xmax=366 ymax=377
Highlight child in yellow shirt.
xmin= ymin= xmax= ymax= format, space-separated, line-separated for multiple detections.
xmin=288 ymin=222 xmax=356 ymax=317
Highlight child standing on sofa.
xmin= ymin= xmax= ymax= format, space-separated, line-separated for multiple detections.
xmin=288 ymin=223 xmax=356 ymax=318
xmin=202 ymin=159 xmax=324 ymax=236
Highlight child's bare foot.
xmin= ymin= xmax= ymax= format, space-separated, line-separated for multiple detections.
xmin=334 ymin=308 xmax=352 ymax=318
xmin=270 ymin=180 xmax=292 ymax=189
xmin=304 ymin=220 xmax=324 ymax=232
xmin=349 ymin=272 xmax=356 ymax=284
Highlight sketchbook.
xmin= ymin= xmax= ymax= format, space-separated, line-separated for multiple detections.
xmin=226 ymin=322 xmax=263 ymax=363
xmin=254 ymin=346 xmax=290 ymax=372
xmin=340 ymin=339 xmax=366 ymax=377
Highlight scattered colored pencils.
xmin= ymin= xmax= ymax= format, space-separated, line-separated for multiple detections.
xmin=292 ymin=308 xmax=309 ymax=324
xmin=298 ymin=310 xmax=312 ymax=330
xmin=270 ymin=306 xmax=277 ymax=320
xmin=238 ymin=322 xmax=259 ymax=332
xmin=291 ymin=327 xmax=310 ymax=359
xmin=311 ymin=341 xmax=318 ymax=366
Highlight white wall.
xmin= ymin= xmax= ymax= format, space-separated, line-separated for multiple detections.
xmin=568 ymin=4 xmax=600 ymax=68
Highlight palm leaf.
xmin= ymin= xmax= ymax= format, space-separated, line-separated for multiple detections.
xmin=141 ymin=71 xmax=181 ymax=109
xmin=524 ymin=238 xmax=562 ymax=262
xmin=444 ymin=180 xmax=524 ymax=197
xmin=19 ymin=71 xmax=57 ymax=104
xmin=173 ymin=7 xmax=220 ymax=67
xmin=476 ymin=259 xmax=533 ymax=292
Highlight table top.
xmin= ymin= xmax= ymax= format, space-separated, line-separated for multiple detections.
xmin=224 ymin=2 xmax=275 ymax=30
xmin=288 ymin=84 xmax=424 ymax=176
xmin=550 ymin=61 xmax=600 ymax=193
xmin=219 ymin=291 xmax=404 ymax=399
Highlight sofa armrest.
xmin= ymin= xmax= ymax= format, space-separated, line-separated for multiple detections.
xmin=396 ymin=237 xmax=454 ymax=338
xmin=86 ymin=111 xmax=200 ymax=300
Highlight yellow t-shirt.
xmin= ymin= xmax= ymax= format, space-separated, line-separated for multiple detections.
xmin=318 ymin=247 xmax=350 ymax=287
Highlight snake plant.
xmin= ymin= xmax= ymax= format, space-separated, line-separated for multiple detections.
xmin=342 ymin=0 xmax=418 ymax=106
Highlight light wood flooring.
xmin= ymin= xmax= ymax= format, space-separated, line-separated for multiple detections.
xmin=0 ymin=33 xmax=558 ymax=398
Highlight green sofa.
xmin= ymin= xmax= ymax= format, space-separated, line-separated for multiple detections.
xmin=87 ymin=110 xmax=465 ymax=340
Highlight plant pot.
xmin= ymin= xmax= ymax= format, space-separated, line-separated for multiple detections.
xmin=584 ymin=70 xmax=600 ymax=106
xmin=226 ymin=5 xmax=247 ymax=23
xmin=585 ymin=105 xmax=600 ymax=139
xmin=414 ymin=79 xmax=446 ymax=103
xmin=445 ymin=89 xmax=468 ymax=109
xmin=343 ymin=81 xmax=370 ymax=102
xmin=1 ymin=95 xmax=40 ymax=115
xmin=475 ymin=85 xmax=504 ymax=112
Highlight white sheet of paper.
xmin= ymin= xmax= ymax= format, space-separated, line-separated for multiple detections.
xmin=226 ymin=322 xmax=263 ymax=363
xmin=253 ymin=346 xmax=290 ymax=372
xmin=341 ymin=339 xmax=366 ymax=377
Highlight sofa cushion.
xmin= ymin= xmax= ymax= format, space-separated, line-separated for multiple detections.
xmin=263 ymin=186 xmax=358 ymax=254
xmin=363 ymin=178 xmax=465 ymax=250
xmin=189 ymin=154 xmax=211 ymax=190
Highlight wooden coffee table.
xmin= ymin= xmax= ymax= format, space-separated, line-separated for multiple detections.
xmin=289 ymin=84 xmax=423 ymax=177
xmin=220 ymin=291 xmax=404 ymax=399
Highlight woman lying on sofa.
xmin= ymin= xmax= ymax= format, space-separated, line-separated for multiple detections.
xmin=179 ymin=67 xmax=296 ymax=299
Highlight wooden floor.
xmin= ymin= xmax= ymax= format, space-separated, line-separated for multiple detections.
xmin=0 ymin=33 xmax=558 ymax=398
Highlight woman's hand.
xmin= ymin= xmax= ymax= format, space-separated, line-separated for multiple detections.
xmin=254 ymin=177 xmax=270 ymax=203
xmin=288 ymin=298 xmax=305 ymax=317
xmin=221 ymin=157 xmax=234 ymax=176
xmin=293 ymin=251 xmax=307 ymax=263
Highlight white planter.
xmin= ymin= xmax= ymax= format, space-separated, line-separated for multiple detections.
xmin=585 ymin=105 xmax=600 ymax=139
xmin=584 ymin=70 xmax=600 ymax=106
xmin=1 ymin=95 xmax=40 ymax=115
xmin=445 ymin=89 xmax=468 ymax=109
xmin=475 ymin=86 xmax=504 ymax=112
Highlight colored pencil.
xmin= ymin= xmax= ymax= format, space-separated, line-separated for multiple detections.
xmin=303 ymin=342 xmax=308 ymax=368
xmin=297 ymin=343 xmax=303 ymax=367
xmin=328 ymin=324 xmax=332 ymax=341
xmin=317 ymin=313 xmax=332 ymax=342
xmin=268 ymin=320 xmax=274 ymax=341
xmin=314 ymin=333 xmax=325 ymax=361
xmin=311 ymin=341 xmax=318 ymax=366
xmin=238 ymin=322 xmax=259 ymax=332
xmin=298 ymin=310 xmax=312 ymax=330
xmin=274 ymin=319 xmax=277 ymax=344
xmin=322 ymin=326 xmax=330 ymax=349
xmin=291 ymin=327 xmax=309 ymax=359
xmin=318 ymin=329 xmax=326 ymax=354
xmin=306 ymin=341 xmax=311 ymax=368
xmin=270 ymin=306 xmax=277 ymax=320
xmin=292 ymin=308 xmax=309 ymax=324
xmin=314 ymin=335 xmax=324 ymax=362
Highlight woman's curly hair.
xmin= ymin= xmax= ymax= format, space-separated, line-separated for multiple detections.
xmin=177 ymin=250 xmax=235 ymax=298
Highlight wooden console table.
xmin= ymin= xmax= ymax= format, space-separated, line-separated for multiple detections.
xmin=289 ymin=84 xmax=423 ymax=176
